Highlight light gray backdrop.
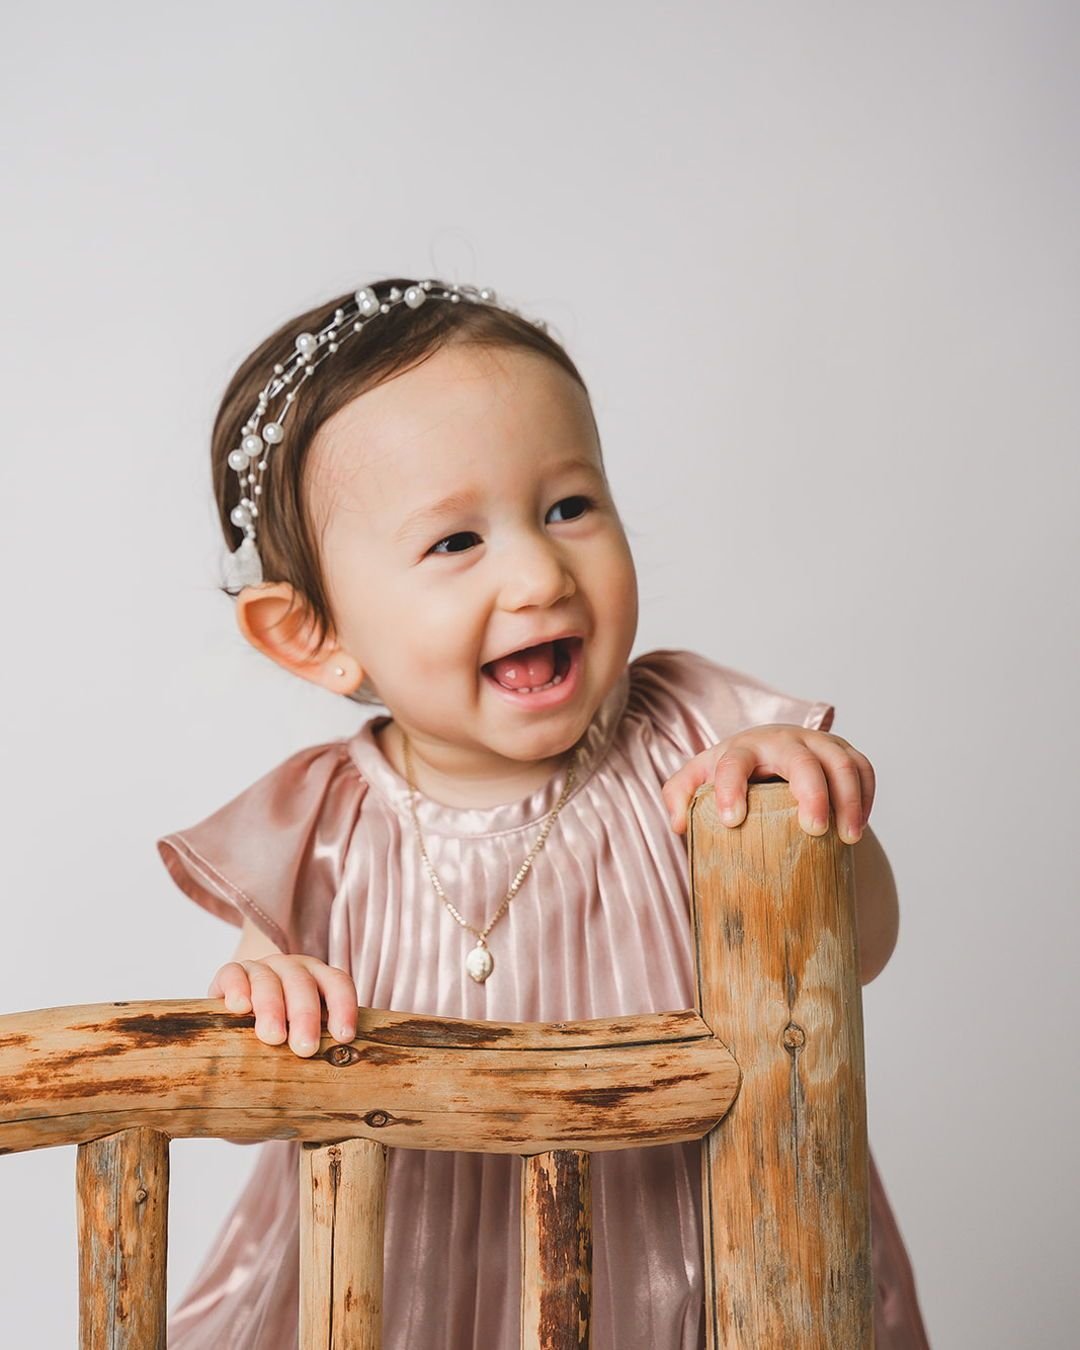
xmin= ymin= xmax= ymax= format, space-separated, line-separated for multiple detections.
xmin=2 ymin=3 xmax=1077 ymax=1345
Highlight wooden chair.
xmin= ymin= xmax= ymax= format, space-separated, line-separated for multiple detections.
xmin=0 ymin=781 xmax=873 ymax=1348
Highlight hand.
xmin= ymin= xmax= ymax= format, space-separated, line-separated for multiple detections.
xmin=208 ymin=955 xmax=359 ymax=1058
xmin=661 ymin=724 xmax=875 ymax=845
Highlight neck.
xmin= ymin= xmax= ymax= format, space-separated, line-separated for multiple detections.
xmin=377 ymin=720 xmax=574 ymax=809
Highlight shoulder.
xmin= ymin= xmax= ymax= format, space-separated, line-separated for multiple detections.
xmin=156 ymin=737 xmax=370 ymax=955
xmin=226 ymin=737 xmax=366 ymax=815
xmin=624 ymin=648 xmax=835 ymax=758
xmin=168 ymin=737 xmax=369 ymax=845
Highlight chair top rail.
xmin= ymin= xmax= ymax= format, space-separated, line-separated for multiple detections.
xmin=0 ymin=1000 xmax=739 ymax=1156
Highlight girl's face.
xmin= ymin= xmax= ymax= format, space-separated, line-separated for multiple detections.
xmin=306 ymin=340 xmax=638 ymax=794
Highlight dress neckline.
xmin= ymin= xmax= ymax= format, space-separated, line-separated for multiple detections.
xmin=346 ymin=666 xmax=631 ymax=838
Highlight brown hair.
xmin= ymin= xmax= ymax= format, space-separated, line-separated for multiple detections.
xmin=210 ymin=277 xmax=597 ymax=704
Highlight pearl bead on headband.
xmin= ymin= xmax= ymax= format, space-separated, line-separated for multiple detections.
xmin=222 ymin=279 xmax=545 ymax=591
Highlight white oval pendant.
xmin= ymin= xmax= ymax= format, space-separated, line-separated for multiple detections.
xmin=465 ymin=945 xmax=494 ymax=983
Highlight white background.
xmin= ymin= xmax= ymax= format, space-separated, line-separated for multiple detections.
xmin=2 ymin=3 xmax=1077 ymax=1345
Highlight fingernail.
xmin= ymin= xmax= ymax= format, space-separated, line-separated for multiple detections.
xmin=225 ymin=995 xmax=248 ymax=1013
xmin=335 ymin=1024 xmax=354 ymax=1042
xmin=721 ymin=806 xmax=740 ymax=825
xmin=292 ymin=1038 xmax=318 ymax=1056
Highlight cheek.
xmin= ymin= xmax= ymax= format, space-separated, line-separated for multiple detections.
xmin=391 ymin=582 xmax=488 ymax=661
xmin=594 ymin=535 xmax=637 ymax=601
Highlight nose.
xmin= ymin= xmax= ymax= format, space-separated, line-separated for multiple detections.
xmin=497 ymin=532 xmax=577 ymax=611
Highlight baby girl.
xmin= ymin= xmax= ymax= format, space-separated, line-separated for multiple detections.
xmin=157 ymin=278 xmax=929 ymax=1348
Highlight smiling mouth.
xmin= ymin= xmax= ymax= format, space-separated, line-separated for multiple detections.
xmin=482 ymin=637 xmax=578 ymax=693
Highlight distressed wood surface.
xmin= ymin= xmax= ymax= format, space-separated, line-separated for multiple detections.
xmin=0 ymin=1004 xmax=737 ymax=1156
xmin=688 ymin=780 xmax=872 ymax=1349
xmin=300 ymin=1138 xmax=387 ymax=1350
xmin=76 ymin=1126 xmax=169 ymax=1349
xmin=521 ymin=1150 xmax=592 ymax=1350
xmin=5 ymin=780 xmax=871 ymax=1348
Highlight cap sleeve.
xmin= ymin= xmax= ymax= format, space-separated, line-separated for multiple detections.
xmin=156 ymin=740 xmax=367 ymax=959
xmin=628 ymin=648 xmax=835 ymax=760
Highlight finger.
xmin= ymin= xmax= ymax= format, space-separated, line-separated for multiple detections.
xmin=851 ymin=750 xmax=876 ymax=827
xmin=816 ymin=746 xmax=865 ymax=844
xmin=270 ymin=962 xmax=328 ymax=1058
xmin=209 ymin=962 xmax=252 ymax=1013
xmin=241 ymin=961 xmax=289 ymax=1046
xmin=298 ymin=961 xmax=356 ymax=1040
xmin=710 ymin=744 xmax=762 ymax=827
xmin=781 ymin=746 xmax=833 ymax=835
xmin=310 ymin=965 xmax=359 ymax=1043
xmin=661 ymin=749 xmax=721 ymax=834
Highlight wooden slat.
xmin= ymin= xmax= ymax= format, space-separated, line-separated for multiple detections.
xmin=688 ymin=781 xmax=872 ymax=1348
xmin=300 ymin=1138 xmax=387 ymax=1350
xmin=0 ymin=1005 xmax=737 ymax=1156
xmin=76 ymin=1126 xmax=169 ymax=1349
xmin=521 ymin=1150 xmax=592 ymax=1350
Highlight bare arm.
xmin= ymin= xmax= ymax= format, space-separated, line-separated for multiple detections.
xmin=230 ymin=915 xmax=283 ymax=963
xmin=852 ymin=824 xmax=900 ymax=985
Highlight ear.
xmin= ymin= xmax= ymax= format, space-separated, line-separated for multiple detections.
xmin=234 ymin=582 xmax=364 ymax=697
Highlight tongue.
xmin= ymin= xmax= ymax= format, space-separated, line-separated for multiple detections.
xmin=490 ymin=641 xmax=557 ymax=690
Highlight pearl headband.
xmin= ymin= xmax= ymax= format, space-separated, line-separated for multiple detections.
xmin=222 ymin=279 xmax=544 ymax=591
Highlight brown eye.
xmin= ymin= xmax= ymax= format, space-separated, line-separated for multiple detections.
xmin=426 ymin=496 xmax=594 ymax=557
xmin=429 ymin=531 xmax=480 ymax=555
xmin=548 ymin=495 xmax=593 ymax=523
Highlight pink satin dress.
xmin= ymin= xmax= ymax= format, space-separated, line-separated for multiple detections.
xmin=157 ymin=648 xmax=930 ymax=1349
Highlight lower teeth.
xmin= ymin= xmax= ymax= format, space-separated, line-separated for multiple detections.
xmin=492 ymin=641 xmax=574 ymax=694
xmin=501 ymin=672 xmax=563 ymax=694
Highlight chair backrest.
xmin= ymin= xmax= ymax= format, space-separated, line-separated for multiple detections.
xmin=0 ymin=781 xmax=872 ymax=1349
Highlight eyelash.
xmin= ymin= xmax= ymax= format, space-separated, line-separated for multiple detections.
xmin=426 ymin=495 xmax=596 ymax=557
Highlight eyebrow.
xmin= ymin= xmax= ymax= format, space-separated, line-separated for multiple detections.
xmin=393 ymin=456 xmax=604 ymax=542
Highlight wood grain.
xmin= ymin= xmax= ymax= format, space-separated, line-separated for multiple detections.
xmin=5 ymin=780 xmax=872 ymax=1346
xmin=300 ymin=1138 xmax=387 ymax=1350
xmin=688 ymin=781 xmax=872 ymax=1348
xmin=0 ymin=1005 xmax=737 ymax=1156
xmin=76 ymin=1126 xmax=168 ymax=1348
xmin=521 ymin=1150 xmax=592 ymax=1350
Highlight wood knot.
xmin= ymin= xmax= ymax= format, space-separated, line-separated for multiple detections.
xmin=134 ymin=1187 xmax=148 ymax=1204
xmin=364 ymin=1110 xmax=390 ymax=1128
xmin=782 ymin=1022 xmax=806 ymax=1051
xmin=324 ymin=1043 xmax=361 ymax=1067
